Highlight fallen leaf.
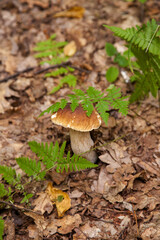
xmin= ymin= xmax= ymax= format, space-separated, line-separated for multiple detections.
xmin=69 ymin=189 xmax=83 ymax=198
xmin=33 ymin=192 xmax=53 ymax=215
xmin=25 ymin=212 xmax=47 ymax=232
xmin=64 ymin=41 xmax=77 ymax=57
xmin=0 ymin=82 xmax=13 ymax=114
xmin=46 ymin=182 xmax=71 ymax=217
xmin=57 ymin=214 xmax=82 ymax=234
xmin=127 ymin=171 xmax=145 ymax=190
xmin=137 ymin=161 xmax=160 ymax=176
xmin=20 ymin=0 xmax=49 ymax=8
xmin=140 ymin=211 xmax=160 ymax=240
xmin=53 ymin=6 xmax=85 ymax=18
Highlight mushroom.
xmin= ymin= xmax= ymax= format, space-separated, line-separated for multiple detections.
xmin=51 ymin=103 xmax=101 ymax=163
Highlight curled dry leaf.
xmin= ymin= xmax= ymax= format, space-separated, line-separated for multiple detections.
xmin=53 ymin=6 xmax=85 ymax=18
xmin=56 ymin=214 xmax=82 ymax=234
xmin=33 ymin=192 xmax=53 ymax=215
xmin=64 ymin=41 xmax=77 ymax=57
xmin=20 ymin=0 xmax=49 ymax=8
xmin=0 ymin=82 xmax=13 ymax=114
xmin=46 ymin=182 xmax=71 ymax=217
xmin=140 ymin=211 xmax=160 ymax=240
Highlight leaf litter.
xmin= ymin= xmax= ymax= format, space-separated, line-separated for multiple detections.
xmin=0 ymin=0 xmax=160 ymax=239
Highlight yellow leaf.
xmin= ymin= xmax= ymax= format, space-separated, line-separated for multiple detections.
xmin=53 ymin=6 xmax=85 ymax=18
xmin=64 ymin=41 xmax=77 ymax=57
xmin=46 ymin=182 xmax=71 ymax=217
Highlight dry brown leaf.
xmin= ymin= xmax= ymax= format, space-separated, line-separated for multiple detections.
xmin=46 ymin=182 xmax=71 ymax=217
xmin=140 ymin=211 xmax=160 ymax=240
xmin=33 ymin=192 xmax=53 ymax=215
xmin=0 ymin=82 xmax=12 ymax=114
xmin=27 ymin=225 xmax=39 ymax=239
xmin=53 ymin=6 xmax=85 ymax=18
xmin=99 ymin=142 xmax=131 ymax=173
xmin=20 ymin=0 xmax=49 ymax=8
xmin=127 ymin=171 xmax=145 ymax=190
xmin=24 ymin=212 xmax=48 ymax=232
xmin=64 ymin=41 xmax=77 ymax=57
xmin=137 ymin=161 xmax=160 ymax=176
xmin=56 ymin=214 xmax=82 ymax=234
xmin=4 ymin=55 xmax=17 ymax=74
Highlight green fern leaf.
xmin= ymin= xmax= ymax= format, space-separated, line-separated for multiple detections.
xmin=81 ymin=99 xmax=94 ymax=117
xmin=0 ymin=217 xmax=4 ymax=240
xmin=16 ymin=157 xmax=42 ymax=178
xmin=28 ymin=141 xmax=60 ymax=169
xmin=104 ymin=19 xmax=160 ymax=56
xmin=49 ymin=74 xmax=77 ymax=94
xmin=39 ymin=99 xmax=67 ymax=117
xmin=96 ymin=101 xmax=109 ymax=125
xmin=56 ymin=154 xmax=98 ymax=173
xmin=45 ymin=67 xmax=69 ymax=77
xmin=0 ymin=183 xmax=8 ymax=198
xmin=0 ymin=166 xmax=20 ymax=186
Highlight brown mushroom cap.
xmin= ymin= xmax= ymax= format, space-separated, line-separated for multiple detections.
xmin=51 ymin=103 xmax=101 ymax=132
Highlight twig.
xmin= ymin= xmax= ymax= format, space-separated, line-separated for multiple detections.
xmin=0 ymin=67 xmax=34 ymax=83
xmin=0 ymin=200 xmax=42 ymax=215
xmin=0 ymin=62 xmax=91 ymax=83
xmin=134 ymin=210 xmax=140 ymax=237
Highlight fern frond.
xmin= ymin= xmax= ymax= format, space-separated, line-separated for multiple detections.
xmin=28 ymin=141 xmax=60 ymax=169
xmin=26 ymin=141 xmax=98 ymax=173
xmin=129 ymin=45 xmax=160 ymax=102
xmin=39 ymin=99 xmax=67 ymax=117
xmin=0 ymin=166 xmax=20 ymax=186
xmin=49 ymin=74 xmax=77 ymax=94
xmin=56 ymin=153 xmax=98 ymax=173
xmin=45 ymin=67 xmax=69 ymax=77
xmin=104 ymin=19 xmax=160 ymax=56
xmin=96 ymin=101 xmax=109 ymax=125
xmin=16 ymin=157 xmax=42 ymax=179
xmin=0 ymin=183 xmax=8 ymax=198
xmin=39 ymin=85 xmax=128 ymax=126
xmin=0 ymin=217 xmax=4 ymax=240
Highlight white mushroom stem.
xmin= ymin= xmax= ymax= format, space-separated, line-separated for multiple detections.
xmin=69 ymin=129 xmax=97 ymax=163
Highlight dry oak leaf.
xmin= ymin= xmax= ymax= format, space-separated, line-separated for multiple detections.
xmin=20 ymin=0 xmax=49 ymax=8
xmin=24 ymin=212 xmax=48 ymax=232
xmin=33 ymin=192 xmax=53 ymax=215
xmin=47 ymin=182 xmax=71 ymax=217
xmin=53 ymin=6 xmax=85 ymax=18
xmin=56 ymin=214 xmax=82 ymax=234
xmin=64 ymin=41 xmax=77 ymax=57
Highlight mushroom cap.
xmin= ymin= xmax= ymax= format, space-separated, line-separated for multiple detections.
xmin=51 ymin=103 xmax=101 ymax=132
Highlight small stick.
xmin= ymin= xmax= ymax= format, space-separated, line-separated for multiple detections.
xmin=0 ymin=200 xmax=42 ymax=215
xmin=0 ymin=62 xmax=90 ymax=83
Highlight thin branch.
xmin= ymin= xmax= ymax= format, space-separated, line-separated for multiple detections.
xmin=0 ymin=67 xmax=34 ymax=83
xmin=0 ymin=62 xmax=91 ymax=83
xmin=0 ymin=200 xmax=42 ymax=215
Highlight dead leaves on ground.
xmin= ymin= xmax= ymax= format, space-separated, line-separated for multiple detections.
xmin=25 ymin=182 xmax=74 ymax=238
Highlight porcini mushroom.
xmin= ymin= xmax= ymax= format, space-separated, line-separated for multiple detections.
xmin=51 ymin=103 xmax=101 ymax=163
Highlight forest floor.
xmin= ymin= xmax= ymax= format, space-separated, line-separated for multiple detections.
xmin=0 ymin=0 xmax=160 ymax=239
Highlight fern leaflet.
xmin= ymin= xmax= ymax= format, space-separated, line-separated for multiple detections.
xmin=0 ymin=183 xmax=8 ymax=198
xmin=104 ymin=19 xmax=160 ymax=56
xmin=27 ymin=141 xmax=97 ymax=173
xmin=16 ymin=157 xmax=44 ymax=180
xmin=0 ymin=166 xmax=20 ymax=186
xmin=34 ymin=34 xmax=78 ymax=93
xmin=0 ymin=217 xmax=4 ymax=240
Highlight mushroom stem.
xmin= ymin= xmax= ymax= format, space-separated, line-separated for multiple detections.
xmin=69 ymin=129 xmax=97 ymax=163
